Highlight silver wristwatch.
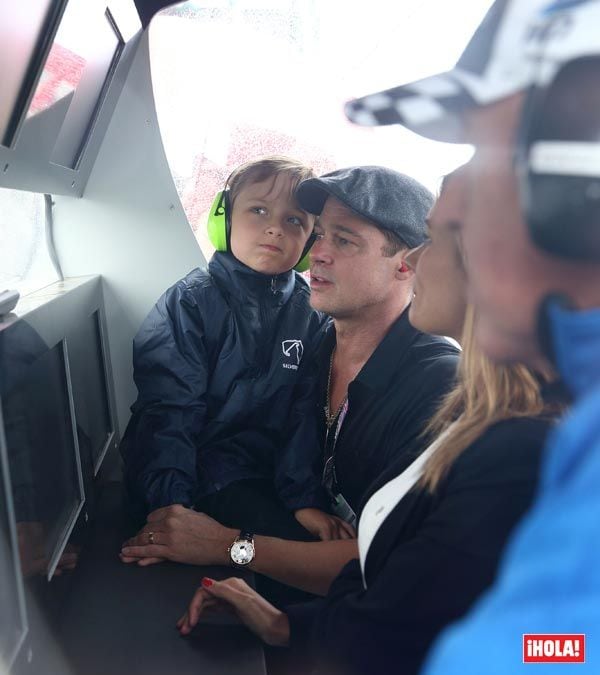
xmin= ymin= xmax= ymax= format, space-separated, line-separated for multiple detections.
xmin=228 ymin=531 xmax=255 ymax=568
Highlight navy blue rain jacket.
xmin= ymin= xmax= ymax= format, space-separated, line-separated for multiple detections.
xmin=121 ymin=252 xmax=328 ymax=515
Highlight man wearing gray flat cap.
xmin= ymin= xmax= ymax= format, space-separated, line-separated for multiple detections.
xmin=297 ymin=165 xmax=436 ymax=248
xmin=294 ymin=165 xmax=459 ymax=529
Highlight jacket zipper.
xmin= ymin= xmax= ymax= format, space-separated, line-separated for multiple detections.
xmin=257 ymin=276 xmax=278 ymax=376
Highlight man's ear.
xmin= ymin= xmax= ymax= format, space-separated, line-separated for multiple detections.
xmin=395 ymin=259 xmax=414 ymax=280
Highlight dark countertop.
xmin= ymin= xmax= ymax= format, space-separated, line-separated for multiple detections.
xmin=57 ymin=482 xmax=266 ymax=675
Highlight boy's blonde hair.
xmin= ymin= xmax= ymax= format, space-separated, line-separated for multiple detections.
xmin=227 ymin=156 xmax=316 ymax=207
xmin=419 ymin=305 xmax=558 ymax=492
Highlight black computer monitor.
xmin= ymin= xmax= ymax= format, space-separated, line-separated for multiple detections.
xmin=0 ymin=322 xmax=85 ymax=581
xmin=0 ymin=415 xmax=28 ymax=668
xmin=67 ymin=309 xmax=115 ymax=476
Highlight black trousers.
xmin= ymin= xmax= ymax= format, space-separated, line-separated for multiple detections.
xmin=196 ymin=478 xmax=318 ymax=606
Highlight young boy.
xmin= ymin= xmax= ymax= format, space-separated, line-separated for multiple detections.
xmin=121 ymin=156 xmax=333 ymax=542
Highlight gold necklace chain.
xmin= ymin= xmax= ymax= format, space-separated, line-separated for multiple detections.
xmin=324 ymin=348 xmax=348 ymax=429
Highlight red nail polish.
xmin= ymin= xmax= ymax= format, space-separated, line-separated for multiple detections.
xmin=201 ymin=577 xmax=213 ymax=588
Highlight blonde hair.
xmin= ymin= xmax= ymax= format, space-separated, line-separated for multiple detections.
xmin=228 ymin=156 xmax=316 ymax=207
xmin=420 ymin=305 xmax=555 ymax=491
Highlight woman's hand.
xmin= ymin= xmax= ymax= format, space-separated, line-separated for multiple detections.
xmin=294 ymin=507 xmax=356 ymax=540
xmin=177 ymin=577 xmax=290 ymax=647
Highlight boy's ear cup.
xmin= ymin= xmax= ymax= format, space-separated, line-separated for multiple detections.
xmin=207 ymin=190 xmax=231 ymax=251
xmin=294 ymin=253 xmax=311 ymax=273
xmin=294 ymin=231 xmax=317 ymax=272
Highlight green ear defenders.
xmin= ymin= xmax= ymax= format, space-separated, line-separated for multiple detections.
xmin=206 ymin=189 xmax=314 ymax=272
xmin=207 ymin=190 xmax=231 ymax=253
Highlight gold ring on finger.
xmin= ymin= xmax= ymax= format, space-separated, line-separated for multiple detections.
xmin=148 ymin=531 xmax=155 ymax=544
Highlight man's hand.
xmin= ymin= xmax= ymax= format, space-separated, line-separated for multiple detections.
xmin=177 ymin=576 xmax=290 ymax=647
xmin=120 ymin=505 xmax=236 ymax=567
xmin=294 ymin=507 xmax=356 ymax=540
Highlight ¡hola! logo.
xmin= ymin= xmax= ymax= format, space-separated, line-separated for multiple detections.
xmin=523 ymin=634 xmax=585 ymax=663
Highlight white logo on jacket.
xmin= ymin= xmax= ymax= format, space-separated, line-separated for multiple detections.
xmin=281 ymin=339 xmax=304 ymax=369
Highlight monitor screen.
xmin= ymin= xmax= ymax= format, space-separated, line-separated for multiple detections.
xmin=0 ymin=419 xmax=27 ymax=668
xmin=67 ymin=310 xmax=114 ymax=475
xmin=1 ymin=331 xmax=84 ymax=580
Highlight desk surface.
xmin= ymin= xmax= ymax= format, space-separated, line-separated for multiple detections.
xmin=58 ymin=483 xmax=266 ymax=675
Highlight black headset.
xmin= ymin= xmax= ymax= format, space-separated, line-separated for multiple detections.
xmin=516 ymin=55 xmax=600 ymax=262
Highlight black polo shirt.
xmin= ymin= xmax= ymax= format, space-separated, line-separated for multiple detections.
xmin=317 ymin=307 xmax=460 ymax=515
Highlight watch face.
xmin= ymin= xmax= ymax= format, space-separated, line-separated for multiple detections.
xmin=230 ymin=540 xmax=254 ymax=566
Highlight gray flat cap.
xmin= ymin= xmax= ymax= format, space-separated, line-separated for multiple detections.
xmin=296 ymin=166 xmax=434 ymax=248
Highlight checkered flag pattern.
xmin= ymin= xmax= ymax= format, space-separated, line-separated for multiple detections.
xmin=344 ymin=0 xmax=600 ymax=143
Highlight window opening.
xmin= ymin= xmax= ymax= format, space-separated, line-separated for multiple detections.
xmin=149 ymin=0 xmax=493 ymax=258
xmin=0 ymin=188 xmax=59 ymax=299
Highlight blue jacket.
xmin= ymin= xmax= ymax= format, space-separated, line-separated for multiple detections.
xmin=423 ymin=303 xmax=600 ymax=674
xmin=121 ymin=252 xmax=328 ymax=515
